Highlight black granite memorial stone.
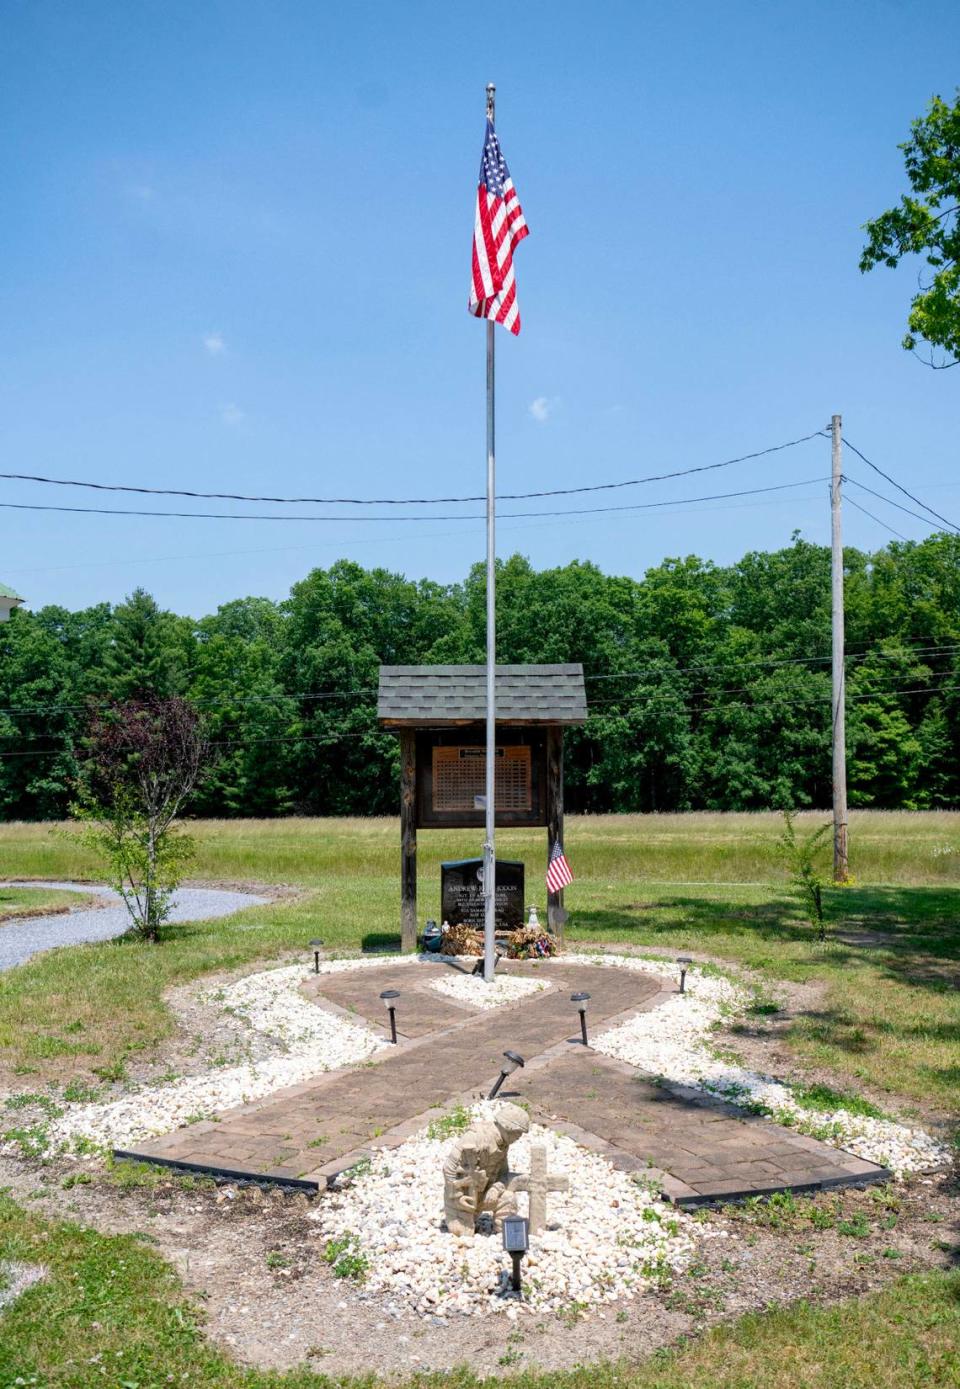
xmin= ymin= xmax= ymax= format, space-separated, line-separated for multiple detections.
xmin=441 ymin=857 xmax=525 ymax=931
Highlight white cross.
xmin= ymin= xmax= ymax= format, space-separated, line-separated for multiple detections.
xmin=510 ymin=1144 xmax=569 ymax=1235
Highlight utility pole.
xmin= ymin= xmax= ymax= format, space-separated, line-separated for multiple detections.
xmin=830 ymin=414 xmax=849 ymax=883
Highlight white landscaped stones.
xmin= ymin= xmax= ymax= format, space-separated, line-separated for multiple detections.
xmin=313 ymin=1101 xmax=696 ymax=1317
xmin=428 ymin=972 xmax=548 ymax=1009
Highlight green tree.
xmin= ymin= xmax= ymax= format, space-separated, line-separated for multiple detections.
xmin=101 ymin=589 xmax=194 ymax=701
xmin=74 ymin=698 xmax=208 ymax=941
xmin=860 ymin=90 xmax=960 ymax=367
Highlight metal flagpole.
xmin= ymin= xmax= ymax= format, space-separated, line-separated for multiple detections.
xmin=483 ymin=82 xmax=497 ymax=984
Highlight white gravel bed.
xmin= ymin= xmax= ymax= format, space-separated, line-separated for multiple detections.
xmin=574 ymin=952 xmax=952 ymax=1176
xmin=41 ymin=965 xmax=386 ymax=1153
xmin=0 ymin=1260 xmax=46 ymax=1313
xmin=428 ymin=973 xmax=549 ymax=1009
xmin=313 ymin=1101 xmax=696 ymax=1318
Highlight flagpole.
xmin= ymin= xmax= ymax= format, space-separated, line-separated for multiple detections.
xmin=483 ymin=81 xmax=497 ymax=985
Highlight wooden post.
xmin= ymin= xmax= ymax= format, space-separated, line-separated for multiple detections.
xmin=545 ymin=727 xmax=564 ymax=933
xmin=400 ymin=730 xmax=417 ymax=951
xmin=830 ymin=414 xmax=849 ymax=884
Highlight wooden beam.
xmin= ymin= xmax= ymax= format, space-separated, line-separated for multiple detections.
xmin=400 ymin=729 xmax=417 ymax=952
xmin=545 ymin=726 xmax=564 ymax=935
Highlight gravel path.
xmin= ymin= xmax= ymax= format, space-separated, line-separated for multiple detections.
xmin=0 ymin=881 xmax=267 ymax=972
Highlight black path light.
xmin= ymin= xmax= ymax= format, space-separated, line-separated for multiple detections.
xmin=487 ymin=1050 xmax=525 ymax=1100
xmin=380 ymin=988 xmax=400 ymax=1044
xmin=502 ymin=1214 xmax=529 ymax=1294
xmin=570 ymin=991 xmax=591 ymax=1045
xmin=676 ymin=956 xmax=693 ymax=994
xmin=309 ymin=939 xmax=324 ymax=974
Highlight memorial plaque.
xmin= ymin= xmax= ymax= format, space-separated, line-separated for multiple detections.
xmin=441 ymin=857 xmax=525 ymax=931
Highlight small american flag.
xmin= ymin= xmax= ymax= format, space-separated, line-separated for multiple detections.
xmin=546 ymin=840 xmax=574 ymax=894
xmin=470 ymin=118 xmax=529 ymax=335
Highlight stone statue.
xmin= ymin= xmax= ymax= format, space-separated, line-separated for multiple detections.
xmin=442 ymin=1102 xmax=529 ymax=1237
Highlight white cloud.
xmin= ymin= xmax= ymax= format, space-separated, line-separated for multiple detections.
xmin=529 ymin=395 xmax=559 ymax=424
xmin=219 ymin=402 xmax=245 ymax=428
xmin=203 ymin=332 xmax=226 ymax=356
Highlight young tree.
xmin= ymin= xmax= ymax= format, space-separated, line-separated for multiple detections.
xmin=775 ymin=811 xmax=831 ymax=942
xmin=860 ymin=90 xmax=960 ymax=367
xmin=75 ymin=697 xmax=208 ymax=942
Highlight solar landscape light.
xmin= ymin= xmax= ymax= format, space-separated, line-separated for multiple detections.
xmin=380 ymin=988 xmax=401 ymax=1044
xmin=502 ymin=1214 xmax=529 ymax=1294
xmin=487 ymin=1049 xmax=525 ymax=1100
xmin=309 ymin=938 xmax=324 ymax=974
xmin=676 ymin=955 xmax=693 ymax=994
xmin=570 ymin=991 xmax=591 ymax=1045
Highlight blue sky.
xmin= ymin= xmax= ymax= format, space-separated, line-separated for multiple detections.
xmin=2 ymin=0 xmax=958 ymax=617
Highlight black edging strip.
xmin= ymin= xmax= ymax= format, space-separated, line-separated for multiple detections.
xmin=111 ymin=1148 xmax=320 ymax=1193
xmin=671 ymin=1165 xmax=894 ymax=1209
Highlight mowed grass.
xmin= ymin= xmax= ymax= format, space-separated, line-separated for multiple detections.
xmin=0 ymin=812 xmax=957 ymax=1110
xmin=0 ymin=886 xmax=95 ymax=925
xmin=1 ymin=1192 xmax=958 ymax=1389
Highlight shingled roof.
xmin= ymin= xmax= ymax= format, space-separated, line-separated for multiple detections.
xmin=378 ymin=664 xmax=587 ymax=727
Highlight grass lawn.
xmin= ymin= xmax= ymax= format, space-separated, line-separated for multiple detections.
xmin=0 ymin=810 xmax=957 ymax=1387
xmin=0 ymin=886 xmax=96 ymax=925
xmin=0 ymin=811 xmax=956 ymax=1112
xmin=1 ymin=1191 xmax=957 ymax=1388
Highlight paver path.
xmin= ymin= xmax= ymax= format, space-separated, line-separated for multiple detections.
xmin=122 ymin=959 xmax=889 ymax=1205
xmin=0 ymin=881 xmax=267 ymax=971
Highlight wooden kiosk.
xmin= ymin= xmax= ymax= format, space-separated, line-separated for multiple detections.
xmin=377 ymin=664 xmax=588 ymax=950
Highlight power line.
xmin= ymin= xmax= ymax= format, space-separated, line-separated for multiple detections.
xmin=4 ymin=679 xmax=958 ymax=761
xmin=0 ymin=431 xmax=826 ymax=507
xmin=0 ymin=476 xmax=829 ymax=525
xmin=845 ymin=495 xmax=911 ymax=542
xmin=845 ymin=477 xmax=954 ymax=531
xmin=843 ymin=437 xmax=960 ymax=534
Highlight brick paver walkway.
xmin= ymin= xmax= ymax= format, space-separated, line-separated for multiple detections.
xmin=119 ymin=959 xmax=889 ymax=1205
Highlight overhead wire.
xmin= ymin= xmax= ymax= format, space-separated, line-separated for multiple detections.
xmin=842 ymin=436 xmax=960 ymax=534
xmin=0 ymin=476 xmax=829 ymax=525
xmin=0 ymin=431 xmax=827 ymax=506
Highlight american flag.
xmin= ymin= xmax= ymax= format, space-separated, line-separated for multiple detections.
xmin=469 ymin=118 xmax=529 ymax=335
xmin=546 ymin=839 xmax=574 ymax=894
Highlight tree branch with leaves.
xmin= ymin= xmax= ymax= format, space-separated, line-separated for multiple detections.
xmin=860 ymin=91 xmax=960 ymax=368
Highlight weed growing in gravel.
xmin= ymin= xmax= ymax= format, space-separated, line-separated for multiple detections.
xmin=2 ymin=1124 xmax=50 ymax=1158
xmin=791 ymin=1082 xmax=888 ymax=1120
xmin=426 ymin=1103 xmax=472 ymax=1140
xmin=62 ymin=1079 xmax=101 ymax=1104
xmin=323 ymin=1231 xmax=368 ymax=1281
xmin=4 ymin=1092 xmax=63 ymax=1118
xmin=837 ymin=1213 xmax=871 ymax=1238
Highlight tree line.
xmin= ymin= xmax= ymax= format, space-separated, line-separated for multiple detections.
xmin=1 ymin=529 xmax=958 ymax=820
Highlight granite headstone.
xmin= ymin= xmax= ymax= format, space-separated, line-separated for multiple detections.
xmin=441 ymin=857 xmax=525 ymax=931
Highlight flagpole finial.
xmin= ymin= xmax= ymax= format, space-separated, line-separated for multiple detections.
xmin=486 ymin=83 xmax=495 ymax=121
